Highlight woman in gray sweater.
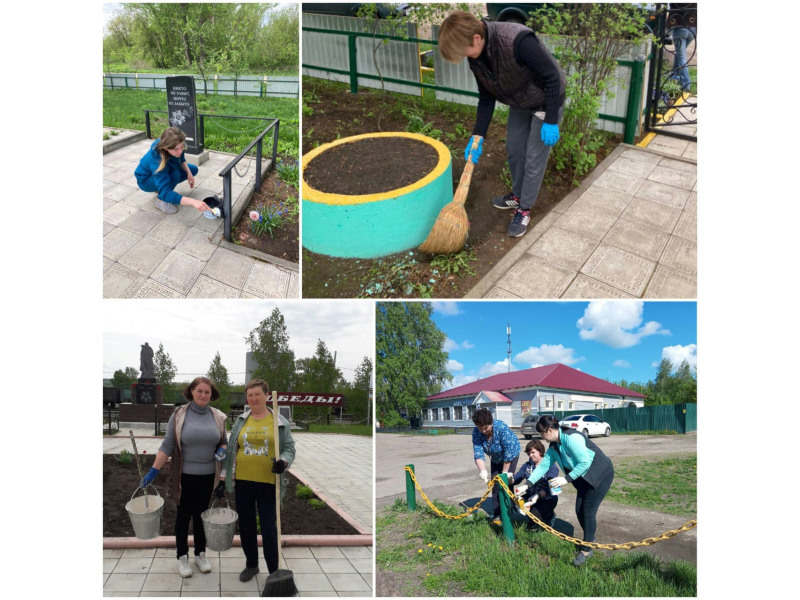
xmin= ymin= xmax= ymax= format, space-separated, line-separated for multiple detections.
xmin=140 ymin=377 xmax=228 ymax=578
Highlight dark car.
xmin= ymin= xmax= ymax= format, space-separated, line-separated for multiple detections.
xmin=302 ymin=3 xmax=409 ymax=19
xmin=520 ymin=413 xmax=555 ymax=439
xmin=486 ymin=3 xmax=658 ymax=34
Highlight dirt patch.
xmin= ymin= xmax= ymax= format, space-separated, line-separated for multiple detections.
xmin=103 ymin=454 xmax=358 ymax=537
xmin=301 ymin=79 xmax=622 ymax=298
xmin=304 ymin=137 xmax=439 ymax=194
xmin=231 ymin=162 xmax=299 ymax=264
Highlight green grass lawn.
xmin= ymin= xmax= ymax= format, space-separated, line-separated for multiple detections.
xmin=294 ymin=423 xmax=373 ymax=436
xmin=103 ymin=88 xmax=299 ymax=158
xmin=377 ymin=500 xmax=696 ymax=597
xmin=606 ymin=455 xmax=696 ymax=516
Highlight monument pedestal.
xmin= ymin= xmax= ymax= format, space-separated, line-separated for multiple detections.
xmin=119 ymin=403 xmax=175 ymax=424
xmin=186 ymin=150 xmax=210 ymax=166
xmin=133 ymin=379 xmax=162 ymax=405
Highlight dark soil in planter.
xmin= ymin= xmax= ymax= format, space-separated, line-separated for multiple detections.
xmin=304 ymin=137 xmax=439 ymax=194
xmin=232 ymin=165 xmax=299 ymax=264
xmin=301 ymin=79 xmax=624 ymax=298
xmin=103 ymin=454 xmax=359 ymax=537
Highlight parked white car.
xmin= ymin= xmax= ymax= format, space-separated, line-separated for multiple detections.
xmin=559 ymin=414 xmax=611 ymax=438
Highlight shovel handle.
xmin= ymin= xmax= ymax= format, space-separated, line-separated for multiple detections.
xmin=129 ymin=430 xmax=149 ymax=508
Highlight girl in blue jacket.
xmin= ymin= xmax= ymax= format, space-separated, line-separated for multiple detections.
xmin=510 ymin=439 xmax=559 ymax=528
xmin=134 ymin=127 xmax=210 ymax=214
xmin=528 ymin=415 xmax=614 ymax=566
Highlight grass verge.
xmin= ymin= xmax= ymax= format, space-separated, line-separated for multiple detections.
xmin=606 ymin=455 xmax=696 ymax=515
xmin=294 ymin=423 xmax=373 ymax=436
xmin=377 ymin=499 xmax=696 ymax=597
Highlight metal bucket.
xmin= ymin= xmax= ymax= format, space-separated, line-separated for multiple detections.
xmin=201 ymin=498 xmax=238 ymax=552
xmin=125 ymin=485 xmax=164 ymax=540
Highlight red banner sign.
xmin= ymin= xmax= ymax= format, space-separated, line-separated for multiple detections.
xmin=276 ymin=393 xmax=344 ymax=407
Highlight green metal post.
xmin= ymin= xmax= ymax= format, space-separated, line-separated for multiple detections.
xmin=405 ymin=464 xmax=416 ymax=511
xmin=498 ymin=473 xmax=515 ymax=543
xmin=348 ymin=34 xmax=358 ymax=94
xmin=624 ymin=54 xmax=647 ymax=145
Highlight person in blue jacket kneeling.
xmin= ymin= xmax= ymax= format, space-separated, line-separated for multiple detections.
xmin=134 ymin=126 xmax=210 ymax=214
xmin=509 ymin=439 xmax=558 ymax=528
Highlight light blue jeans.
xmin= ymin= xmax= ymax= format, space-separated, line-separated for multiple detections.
xmin=672 ymin=27 xmax=696 ymax=91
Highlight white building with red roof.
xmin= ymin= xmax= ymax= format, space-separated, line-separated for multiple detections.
xmin=423 ymin=363 xmax=646 ymax=428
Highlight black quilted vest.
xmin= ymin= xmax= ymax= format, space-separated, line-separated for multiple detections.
xmin=551 ymin=428 xmax=614 ymax=489
xmin=468 ymin=20 xmax=566 ymax=110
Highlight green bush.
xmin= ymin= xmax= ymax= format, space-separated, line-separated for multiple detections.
xmin=308 ymin=499 xmax=326 ymax=510
xmin=115 ymin=449 xmax=134 ymax=466
xmin=296 ymin=485 xmax=315 ymax=500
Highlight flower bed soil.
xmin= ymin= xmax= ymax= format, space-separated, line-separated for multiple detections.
xmin=301 ymin=79 xmax=624 ymax=298
xmin=103 ymin=454 xmax=358 ymax=537
xmin=232 ymin=166 xmax=299 ymax=264
xmin=304 ymin=137 xmax=439 ymax=195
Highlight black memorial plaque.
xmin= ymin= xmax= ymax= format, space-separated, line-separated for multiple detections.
xmin=166 ymin=75 xmax=202 ymax=153
xmin=134 ymin=382 xmax=157 ymax=405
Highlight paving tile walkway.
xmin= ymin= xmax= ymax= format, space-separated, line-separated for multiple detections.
xmin=103 ymin=132 xmax=299 ymax=299
xmin=103 ymin=431 xmax=373 ymax=596
xmin=467 ymin=98 xmax=697 ymax=299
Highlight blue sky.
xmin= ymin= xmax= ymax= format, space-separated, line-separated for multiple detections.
xmin=430 ymin=300 xmax=696 ymax=389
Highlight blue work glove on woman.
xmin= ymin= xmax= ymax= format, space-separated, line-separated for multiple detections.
xmin=141 ymin=467 xmax=159 ymax=488
xmin=464 ymin=135 xmax=483 ymax=164
xmin=540 ymin=123 xmax=560 ymax=146
xmin=214 ymin=447 xmax=226 ymax=462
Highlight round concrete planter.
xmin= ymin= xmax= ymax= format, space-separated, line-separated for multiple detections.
xmin=302 ymin=132 xmax=453 ymax=258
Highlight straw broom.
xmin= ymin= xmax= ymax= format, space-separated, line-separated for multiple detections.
xmin=418 ymin=135 xmax=482 ymax=255
xmin=261 ymin=391 xmax=297 ymax=597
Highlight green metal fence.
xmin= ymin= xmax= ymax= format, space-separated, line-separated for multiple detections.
xmin=552 ymin=403 xmax=697 ymax=434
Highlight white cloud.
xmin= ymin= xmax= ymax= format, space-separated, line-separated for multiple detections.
xmin=462 ymin=340 xmax=474 ymax=349
xmin=447 ymin=359 xmax=464 ymax=372
xmin=515 ymin=344 xmax=582 ymax=367
xmin=662 ymin=344 xmax=697 ymax=370
xmin=450 ymin=374 xmax=479 ymax=388
xmin=444 ymin=337 xmax=473 ymax=352
xmin=432 ymin=302 xmax=463 ymax=316
xmin=613 ymin=359 xmax=631 ymax=368
xmin=477 ymin=358 xmax=514 ymax=378
xmin=577 ymin=301 xmax=671 ymax=348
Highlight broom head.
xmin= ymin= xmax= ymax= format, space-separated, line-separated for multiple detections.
xmin=261 ymin=569 xmax=298 ymax=597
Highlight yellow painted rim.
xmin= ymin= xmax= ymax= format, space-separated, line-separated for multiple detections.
xmin=638 ymin=92 xmax=691 ymax=148
xmin=302 ymin=132 xmax=451 ymax=205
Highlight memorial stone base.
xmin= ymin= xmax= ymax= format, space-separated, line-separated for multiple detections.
xmin=119 ymin=403 xmax=175 ymax=424
xmin=186 ymin=150 xmax=210 ymax=166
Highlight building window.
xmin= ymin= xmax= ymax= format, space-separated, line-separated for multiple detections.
xmin=467 ymin=405 xmax=476 ymax=420
xmin=545 ymin=398 xmax=551 ymax=408
xmin=454 ymin=405 xmax=463 ymax=420
xmin=443 ymin=407 xmax=451 ymax=421
xmin=603 ymin=402 xmax=608 ymax=408
xmin=557 ymin=400 xmax=563 ymax=409
xmin=432 ymin=408 xmax=439 ymax=421
xmin=569 ymin=401 xmax=574 ymax=409
xmin=595 ymin=403 xmax=601 ymax=410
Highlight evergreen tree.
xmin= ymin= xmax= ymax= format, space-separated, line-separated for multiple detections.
xmin=207 ymin=351 xmax=232 ymax=411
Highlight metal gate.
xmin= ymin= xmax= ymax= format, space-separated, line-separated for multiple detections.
xmin=645 ymin=4 xmax=697 ymax=141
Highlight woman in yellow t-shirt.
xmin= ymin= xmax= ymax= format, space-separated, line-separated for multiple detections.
xmin=217 ymin=379 xmax=296 ymax=583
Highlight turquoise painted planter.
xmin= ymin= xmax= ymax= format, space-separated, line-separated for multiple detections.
xmin=302 ymin=132 xmax=453 ymax=258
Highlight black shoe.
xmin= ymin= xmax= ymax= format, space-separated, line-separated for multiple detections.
xmin=492 ymin=193 xmax=520 ymax=210
xmin=573 ymin=550 xmax=593 ymax=566
xmin=239 ymin=566 xmax=260 ymax=582
xmin=508 ymin=209 xmax=531 ymax=237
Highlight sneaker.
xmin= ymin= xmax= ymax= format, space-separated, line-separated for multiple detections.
xmin=492 ymin=193 xmax=520 ymax=210
xmin=177 ymin=554 xmax=193 ymax=578
xmin=491 ymin=517 xmax=502 ymax=526
xmin=508 ymin=209 xmax=531 ymax=237
xmin=154 ymin=198 xmax=178 ymax=214
xmin=195 ymin=552 xmax=211 ymax=573
xmin=572 ymin=550 xmax=594 ymax=566
xmin=239 ymin=566 xmax=260 ymax=582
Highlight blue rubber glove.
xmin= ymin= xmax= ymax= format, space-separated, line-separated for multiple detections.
xmin=541 ymin=123 xmax=560 ymax=146
xmin=464 ymin=135 xmax=483 ymax=164
xmin=141 ymin=467 xmax=159 ymax=488
xmin=214 ymin=447 xmax=226 ymax=462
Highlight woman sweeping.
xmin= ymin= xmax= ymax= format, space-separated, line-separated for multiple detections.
xmin=134 ymin=126 xmax=211 ymax=214
xmin=528 ymin=415 xmax=614 ymax=566
xmin=140 ymin=377 xmax=228 ymax=577
xmin=217 ymin=379 xmax=296 ymax=582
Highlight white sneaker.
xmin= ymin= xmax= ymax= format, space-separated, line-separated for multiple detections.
xmin=177 ymin=554 xmax=193 ymax=578
xmin=154 ymin=198 xmax=178 ymax=214
xmin=195 ymin=552 xmax=211 ymax=573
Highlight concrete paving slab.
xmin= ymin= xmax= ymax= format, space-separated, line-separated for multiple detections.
xmin=220 ymin=572 xmax=259 ymax=593
xmin=647 ymin=165 xmax=697 ymax=190
xmin=484 ymin=286 xmax=523 ymax=298
xmin=105 ymin=168 xmax=131 ymax=183
xmin=682 ymin=142 xmax=697 ymax=161
xmin=150 ymin=250 xmax=206 ymax=295
xmin=148 ymin=219 xmax=192 ymax=248
xmin=118 ymin=237 xmax=172 ymax=277
xmin=571 ymin=186 xmax=633 ymax=218
xmin=283 ymin=547 xmax=315 ymax=559
xmin=554 ymin=205 xmax=619 ymax=241
xmin=114 ymin=558 xmax=154 ymax=574
xmin=142 ymin=573 xmax=183 ymax=592
xmin=104 ymin=264 xmax=147 ymax=298
xmin=294 ymin=573 xmax=336 ymax=593
xmin=104 ymin=202 xmax=139 ymax=226
xmin=286 ymin=558 xmax=325 ymax=573
xmin=348 ymin=559 xmax=373 ymax=574
xmin=105 ymin=558 xmax=120 ymax=573
xmin=309 ymin=547 xmax=346 ymax=559
xmin=187 ymin=275 xmax=242 ymax=298
xmin=607 ymin=155 xmax=658 ymax=179
xmin=104 ymin=573 xmax=147 ymax=593
xmin=119 ymin=210 xmax=163 ymax=237
xmin=494 ymin=255 xmax=576 ymax=298
xmin=658 ymin=156 xmax=697 ymax=173
xmin=580 ymin=244 xmax=656 ymax=297
xmin=673 ymin=212 xmax=697 ymax=243
xmin=562 ymin=274 xmax=636 ymax=299
xmin=592 ymin=169 xmax=644 ymax=196
xmin=318 ymin=558 xmax=357 ymax=574
xmin=203 ymin=247 xmax=254 ymax=289
xmin=104 ymin=221 xmax=116 ymax=236
xmin=604 ymin=218 xmax=670 ymax=262
xmin=107 ymin=183 xmax=140 ymax=202
xmin=619 ymin=147 xmax=662 ymax=164
xmin=620 ymin=197 xmax=681 ymax=233
xmin=176 ymin=228 xmax=219 ymax=261
xmin=685 ymin=192 xmax=697 ymax=214
xmin=326 ymin=573 xmax=371 ymax=592
xmin=527 ymin=226 xmax=599 ymax=271
xmin=242 ymin=260 xmax=291 ymax=298
xmin=659 ymin=236 xmax=697 ymax=277
xmin=132 ymin=279 xmax=186 ymax=299
xmin=644 ymin=265 xmax=697 ymax=298
xmin=104 ymin=228 xmax=142 ymax=260
xmin=635 ymin=179 xmax=690 ymax=210
xmin=181 ymin=574 xmax=221 ymax=593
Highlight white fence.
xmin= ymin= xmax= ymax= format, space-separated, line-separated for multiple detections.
xmin=103 ymin=73 xmax=299 ymax=98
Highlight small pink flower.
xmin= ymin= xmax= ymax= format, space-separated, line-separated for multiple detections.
xmin=249 ymin=211 xmax=259 ymax=221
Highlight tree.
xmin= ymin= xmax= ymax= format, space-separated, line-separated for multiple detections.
xmin=207 ymin=351 xmax=232 ymax=411
xmin=110 ymin=367 xmax=139 ymax=389
xmin=349 ymin=356 xmax=373 ymax=422
xmin=376 ymin=302 xmax=451 ymax=427
xmin=246 ymin=307 xmax=295 ymax=393
xmin=293 ymin=340 xmax=345 ymax=421
xmin=153 ymin=342 xmax=177 ymax=387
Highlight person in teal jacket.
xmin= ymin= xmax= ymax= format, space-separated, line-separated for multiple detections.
xmin=134 ymin=126 xmax=210 ymax=214
xmin=528 ymin=415 xmax=614 ymax=566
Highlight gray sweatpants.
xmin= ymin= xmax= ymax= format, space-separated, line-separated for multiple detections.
xmin=506 ymin=105 xmax=564 ymax=211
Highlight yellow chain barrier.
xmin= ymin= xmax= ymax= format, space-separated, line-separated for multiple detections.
xmin=404 ymin=467 xmax=697 ymax=550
